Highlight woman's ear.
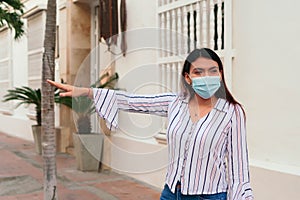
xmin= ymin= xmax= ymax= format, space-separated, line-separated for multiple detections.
xmin=184 ymin=73 xmax=192 ymax=85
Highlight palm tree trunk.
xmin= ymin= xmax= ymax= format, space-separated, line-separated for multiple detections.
xmin=41 ymin=0 xmax=57 ymax=199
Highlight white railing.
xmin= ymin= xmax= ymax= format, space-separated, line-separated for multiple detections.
xmin=158 ymin=0 xmax=229 ymax=94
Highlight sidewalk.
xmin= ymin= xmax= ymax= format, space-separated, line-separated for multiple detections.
xmin=0 ymin=132 xmax=161 ymax=200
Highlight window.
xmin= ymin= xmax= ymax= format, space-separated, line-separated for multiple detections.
xmin=0 ymin=28 xmax=12 ymax=112
xmin=27 ymin=11 xmax=46 ymax=89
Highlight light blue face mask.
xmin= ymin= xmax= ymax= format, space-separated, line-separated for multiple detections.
xmin=191 ymin=76 xmax=221 ymax=99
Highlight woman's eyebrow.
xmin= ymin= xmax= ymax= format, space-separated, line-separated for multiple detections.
xmin=192 ymin=66 xmax=218 ymax=71
xmin=209 ymin=66 xmax=218 ymax=70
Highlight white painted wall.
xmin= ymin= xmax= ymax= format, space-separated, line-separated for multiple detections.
xmin=233 ymin=0 xmax=300 ymax=198
xmin=94 ymin=0 xmax=162 ymax=144
xmin=115 ymin=0 xmax=158 ymax=80
xmin=0 ymin=21 xmax=34 ymax=141
xmin=0 ymin=0 xmax=47 ymax=141
xmin=107 ymin=0 xmax=168 ymax=188
xmin=233 ymin=0 xmax=300 ymax=175
xmin=0 ymin=114 xmax=35 ymax=141
xmin=115 ymin=0 xmax=161 ymax=138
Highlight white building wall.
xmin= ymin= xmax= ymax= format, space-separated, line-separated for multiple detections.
xmin=233 ymin=0 xmax=300 ymax=199
xmin=0 ymin=22 xmax=35 ymax=141
xmin=0 ymin=1 xmax=47 ymax=141
xmin=107 ymin=0 xmax=168 ymax=189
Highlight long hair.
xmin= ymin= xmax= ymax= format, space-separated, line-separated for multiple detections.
xmin=180 ymin=48 xmax=242 ymax=107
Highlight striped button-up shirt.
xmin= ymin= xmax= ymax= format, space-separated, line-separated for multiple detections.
xmin=93 ymin=88 xmax=253 ymax=200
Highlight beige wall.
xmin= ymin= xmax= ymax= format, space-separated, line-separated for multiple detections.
xmin=250 ymin=166 xmax=300 ymax=199
xmin=58 ymin=1 xmax=91 ymax=150
xmin=233 ymin=0 xmax=300 ymax=198
xmin=59 ymin=1 xmax=91 ymax=85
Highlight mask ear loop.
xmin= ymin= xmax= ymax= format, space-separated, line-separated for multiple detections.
xmin=188 ymin=75 xmax=192 ymax=85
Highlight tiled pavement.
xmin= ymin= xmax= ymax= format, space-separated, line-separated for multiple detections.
xmin=0 ymin=132 xmax=161 ymax=200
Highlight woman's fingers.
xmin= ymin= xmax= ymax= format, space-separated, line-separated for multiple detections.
xmin=47 ymin=79 xmax=64 ymax=89
xmin=47 ymin=79 xmax=70 ymax=91
xmin=59 ymin=91 xmax=73 ymax=97
xmin=46 ymin=80 xmax=90 ymax=97
xmin=47 ymin=79 xmax=74 ymax=97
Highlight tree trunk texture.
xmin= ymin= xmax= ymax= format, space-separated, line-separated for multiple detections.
xmin=41 ymin=0 xmax=57 ymax=199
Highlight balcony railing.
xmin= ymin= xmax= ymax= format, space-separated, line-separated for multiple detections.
xmin=158 ymin=0 xmax=225 ymax=93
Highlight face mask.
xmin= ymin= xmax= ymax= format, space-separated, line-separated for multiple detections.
xmin=191 ymin=76 xmax=221 ymax=99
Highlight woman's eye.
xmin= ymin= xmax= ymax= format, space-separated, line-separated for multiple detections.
xmin=210 ymin=69 xmax=219 ymax=74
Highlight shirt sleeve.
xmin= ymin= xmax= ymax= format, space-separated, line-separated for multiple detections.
xmin=227 ymin=104 xmax=254 ymax=200
xmin=93 ymin=88 xmax=176 ymax=131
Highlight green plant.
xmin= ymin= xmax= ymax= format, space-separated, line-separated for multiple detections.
xmin=72 ymin=96 xmax=94 ymax=134
xmin=2 ymin=85 xmax=72 ymax=126
xmin=0 ymin=0 xmax=25 ymax=39
xmin=72 ymin=72 xmax=119 ymax=134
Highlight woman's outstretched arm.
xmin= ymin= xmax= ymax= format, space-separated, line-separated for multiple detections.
xmin=47 ymin=79 xmax=93 ymax=99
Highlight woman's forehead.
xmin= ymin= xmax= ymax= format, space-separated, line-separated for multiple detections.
xmin=191 ymin=57 xmax=219 ymax=69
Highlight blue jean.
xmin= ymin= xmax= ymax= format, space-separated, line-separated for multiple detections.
xmin=160 ymin=184 xmax=227 ymax=200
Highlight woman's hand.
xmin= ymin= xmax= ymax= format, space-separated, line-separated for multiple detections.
xmin=47 ymin=79 xmax=92 ymax=98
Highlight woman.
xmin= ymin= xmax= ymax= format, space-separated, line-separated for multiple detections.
xmin=48 ymin=48 xmax=253 ymax=200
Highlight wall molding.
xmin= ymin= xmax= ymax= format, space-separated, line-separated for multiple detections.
xmin=23 ymin=4 xmax=47 ymax=18
xmin=250 ymin=159 xmax=300 ymax=177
